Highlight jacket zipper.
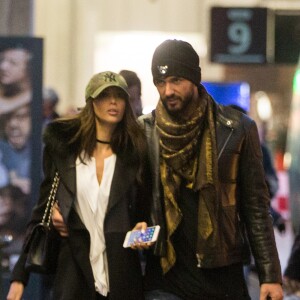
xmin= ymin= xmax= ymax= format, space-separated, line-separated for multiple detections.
xmin=218 ymin=121 xmax=234 ymax=159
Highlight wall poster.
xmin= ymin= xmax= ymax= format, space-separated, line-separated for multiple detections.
xmin=0 ymin=37 xmax=43 ymax=281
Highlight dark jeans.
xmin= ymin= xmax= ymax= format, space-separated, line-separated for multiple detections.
xmin=144 ymin=289 xmax=250 ymax=300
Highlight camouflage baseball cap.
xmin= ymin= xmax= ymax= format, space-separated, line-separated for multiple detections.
xmin=85 ymin=71 xmax=129 ymax=101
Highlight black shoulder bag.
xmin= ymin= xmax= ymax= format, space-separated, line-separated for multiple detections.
xmin=24 ymin=172 xmax=60 ymax=274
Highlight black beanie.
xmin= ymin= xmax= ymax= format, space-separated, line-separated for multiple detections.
xmin=151 ymin=39 xmax=201 ymax=86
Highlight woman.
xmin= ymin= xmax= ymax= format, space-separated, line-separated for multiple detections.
xmin=7 ymin=71 xmax=150 ymax=300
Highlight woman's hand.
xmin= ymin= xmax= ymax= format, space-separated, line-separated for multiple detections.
xmin=6 ymin=281 xmax=24 ymax=300
xmin=52 ymin=202 xmax=69 ymax=237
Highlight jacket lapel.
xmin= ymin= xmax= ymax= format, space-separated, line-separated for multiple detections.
xmin=106 ymin=156 xmax=137 ymax=214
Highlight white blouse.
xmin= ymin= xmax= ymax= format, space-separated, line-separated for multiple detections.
xmin=75 ymin=153 xmax=116 ymax=296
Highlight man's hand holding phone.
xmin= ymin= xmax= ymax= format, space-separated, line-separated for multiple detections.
xmin=123 ymin=222 xmax=160 ymax=250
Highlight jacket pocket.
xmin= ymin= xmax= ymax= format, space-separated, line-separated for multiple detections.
xmin=220 ymin=204 xmax=244 ymax=251
xmin=218 ymin=151 xmax=239 ymax=183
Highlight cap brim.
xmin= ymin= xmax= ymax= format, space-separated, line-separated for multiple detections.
xmin=90 ymin=83 xmax=129 ymax=99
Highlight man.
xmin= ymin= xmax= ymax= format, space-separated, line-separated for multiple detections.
xmin=137 ymin=39 xmax=283 ymax=300
xmin=119 ymin=70 xmax=143 ymax=117
xmin=283 ymin=230 xmax=300 ymax=299
xmin=0 ymin=184 xmax=30 ymax=261
xmin=0 ymin=46 xmax=32 ymax=115
xmin=42 ymin=87 xmax=60 ymax=129
xmin=0 ymin=103 xmax=31 ymax=195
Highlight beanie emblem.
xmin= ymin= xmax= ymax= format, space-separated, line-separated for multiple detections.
xmin=157 ymin=65 xmax=168 ymax=75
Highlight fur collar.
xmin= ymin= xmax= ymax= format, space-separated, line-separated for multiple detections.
xmin=43 ymin=120 xmax=81 ymax=157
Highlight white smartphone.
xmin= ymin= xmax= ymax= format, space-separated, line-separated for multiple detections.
xmin=123 ymin=225 xmax=160 ymax=248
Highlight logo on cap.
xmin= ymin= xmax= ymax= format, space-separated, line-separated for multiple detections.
xmin=103 ymin=72 xmax=117 ymax=82
xmin=157 ymin=65 xmax=168 ymax=75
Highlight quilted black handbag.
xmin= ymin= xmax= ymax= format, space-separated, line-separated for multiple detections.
xmin=24 ymin=172 xmax=60 ymax=274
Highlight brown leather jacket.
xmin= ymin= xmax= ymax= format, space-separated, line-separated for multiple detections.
xmin=138 ymin=89 xmax=282 ymax=285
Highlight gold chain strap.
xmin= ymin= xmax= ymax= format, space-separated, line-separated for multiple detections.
xmin=41 ymin=172 xmax=60 ymax=227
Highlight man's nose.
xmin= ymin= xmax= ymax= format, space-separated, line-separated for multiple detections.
xmin=164 ymin=82 xmax=174 ymax=96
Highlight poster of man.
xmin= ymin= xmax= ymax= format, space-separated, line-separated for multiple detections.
xmin=0 ymin=37 xmax=43 ymax=278
xmin=0 ymin=43 xmax=32 ymax=115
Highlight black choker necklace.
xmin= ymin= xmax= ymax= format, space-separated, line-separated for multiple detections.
xmin=96 ymin=139 xmax=110 ymax=144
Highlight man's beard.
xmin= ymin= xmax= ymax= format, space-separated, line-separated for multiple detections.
xmin=162 ymin=94 xmax=193 ymax=119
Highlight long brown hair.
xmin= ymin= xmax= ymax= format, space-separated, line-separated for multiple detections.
xmin=55 ymin=93 xmax=147 ymax=182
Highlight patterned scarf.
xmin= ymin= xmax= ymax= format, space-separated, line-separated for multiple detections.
xmin=156 ymin=90 xmax=219 ymax=274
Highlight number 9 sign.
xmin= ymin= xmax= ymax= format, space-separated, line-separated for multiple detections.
xmin=228 ymin=22 xmax=252 ymax=54
xmin=210 ymin=7 xmax=268 ymax=64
